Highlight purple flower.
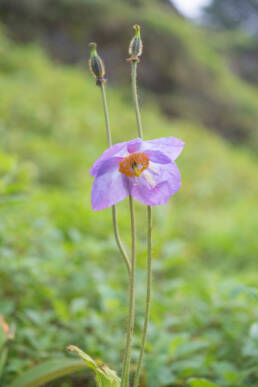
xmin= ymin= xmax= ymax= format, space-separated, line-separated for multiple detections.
xmin=90 ymin=137 xmax=184 ymax=210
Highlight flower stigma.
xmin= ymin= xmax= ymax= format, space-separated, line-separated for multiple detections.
xmin=119 ymin=152 xmax=149 ymax=178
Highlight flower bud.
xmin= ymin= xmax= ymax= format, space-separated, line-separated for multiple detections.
xmin=89 ymin=42 xmax=106 ymax=86
xmin=128 ymin=25 xmax=143 ymax=62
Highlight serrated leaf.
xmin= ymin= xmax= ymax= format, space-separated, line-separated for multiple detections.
xmin=67 ymin=345 xmax=120 ymax=386
xmin=9 ymin=358 xmax=86 ymax=387
xmin=188 ymin=378 xmax=221 ymax=387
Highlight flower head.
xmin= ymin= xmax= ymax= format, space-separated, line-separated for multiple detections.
xmin=90 ymin=137 xmax=184 ymax=210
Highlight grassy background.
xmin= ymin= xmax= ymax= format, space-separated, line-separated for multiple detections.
xmin=0 ymin=13 xmax=258 ymax=387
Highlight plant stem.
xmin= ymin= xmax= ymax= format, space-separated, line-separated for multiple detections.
xmin=100 ymin=82 xmax=112 ymax=147
xmin=121 ymin=195 xmax=136 ymax=387
xmin=131 ymin=61 xmax=143 ymax=138
xmin=100 ymin=82 xmax=131 ymax=274
xmin=131 ymin=60 xmax=153 ymax=387
xmin=133 ymin=206 xmax=152 ymax=387
xmin=112 ymin=206 xmax=131 ymax=274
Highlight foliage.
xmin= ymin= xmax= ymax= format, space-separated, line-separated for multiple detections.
xmin=68 ymin=345 xmax=120 ymax=386
xmin=188 ymin=378 xmax=221 ymax=387
xmin=9 ymin=358 xmax=86 ymax=387
xmin=0 ymin=29 xmax=258 ymax=386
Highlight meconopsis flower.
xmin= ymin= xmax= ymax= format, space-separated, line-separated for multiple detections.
xmin=90 ymin=137 xmax=184 ymax=210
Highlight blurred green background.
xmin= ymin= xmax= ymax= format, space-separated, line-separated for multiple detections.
xmin=0 ymin=0 xmax=258 ymax=386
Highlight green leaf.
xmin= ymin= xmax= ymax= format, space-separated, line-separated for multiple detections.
xmin=188 ymin=378 xmax=221 ymax=387
xmin=67 ymin=345 xmax=120 ymax=386
xmin=9 ymin=358 xmax=86 ymax=387
xmin=0 ymin=348 xmax=8 ymax=378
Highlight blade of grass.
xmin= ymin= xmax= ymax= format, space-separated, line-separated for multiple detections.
xmin=9 ymin=358 xmax=86 ymax=387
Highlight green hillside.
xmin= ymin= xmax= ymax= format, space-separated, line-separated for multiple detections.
xmin=1 ymin=0 xmax=258 ymax=151
xmin=0 ymin=28 xmax=258 ymax=386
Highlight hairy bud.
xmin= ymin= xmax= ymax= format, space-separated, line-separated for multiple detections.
xmin=89 ymin=42 xmax=106 ymax=86
xmin=128 ymin=25 xmax=143 ymax=62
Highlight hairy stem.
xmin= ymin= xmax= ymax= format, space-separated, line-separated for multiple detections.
xmin=131 ymin=61 xmax=143 ymax=138
xmin=121 ymin=195 xmax=136 ymax=387
xmin=133 ymin=206 xmax=152 ymax=387
xmin=112 ymin=206 xmax=131 ymax=274
xmin=100 ymin=82 xmax=131 ymax=274
xmin=131 ymin=60 xmax=153 ymax=387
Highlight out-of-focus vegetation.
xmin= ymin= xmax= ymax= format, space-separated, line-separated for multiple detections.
xmin=1 ymin=0 xmax=258 ymax=150
xmin=0 ymin=28 xmax=258 ymax=386
xmin=0 ymin=0 xmax=258 ymax=386
xmin=203 ymin=0 xmax=258 ymax=34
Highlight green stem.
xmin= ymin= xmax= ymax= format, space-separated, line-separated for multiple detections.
xmin=121 ymin=195 xmax=136 ymax=387
xmin=133 ymin=206 xmax=152 ymax=387
xmin=100 ymin=82 xmax=131 ymax=274
xmin=100 ymin=82 xmax=112 ymax=147
xmin=112 ymin=206 xmax=131 ymax=274
xmin=131 ymin=61 xmax=143 ymax=138
xmin=131 ymin=60 xmax=153 ymax=387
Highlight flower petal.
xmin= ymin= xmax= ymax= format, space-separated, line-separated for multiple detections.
xmin=130 ymin=161 xmax=181 ymax=206
xmin=142 ymin=137 xmax=185 ymax=161
xmin=93 ymin=157 xmax=123 ymax=177
xmin=90 ymin=142 xmax=127 ymax=176
xmin=144 ymin=150 xmax=171 ymax=164
xmin=91 ymin=169 xmax=129 ymax=211
xmin=127 ymin=138 xmax=142 ymax=153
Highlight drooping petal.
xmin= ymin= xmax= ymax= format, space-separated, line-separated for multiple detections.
xmin=130 ymin=161 xmax=181 ymax=206
xmin=90 ymin=142 xmax=127 ymax=176
xmin=142 ymin=137 xmax=185 ymax=161
xmin=92 ymin=157 xmax=123 ymax=177
xmin=91 ymin=169 xmax=129 ymax=210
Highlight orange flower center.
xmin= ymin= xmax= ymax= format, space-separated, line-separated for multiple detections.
xmin=119 ymin=152 xmax=149 ymax=178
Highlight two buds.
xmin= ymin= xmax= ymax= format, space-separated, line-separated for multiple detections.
xmin=89 ymin=25 xmax=142 ymax=85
